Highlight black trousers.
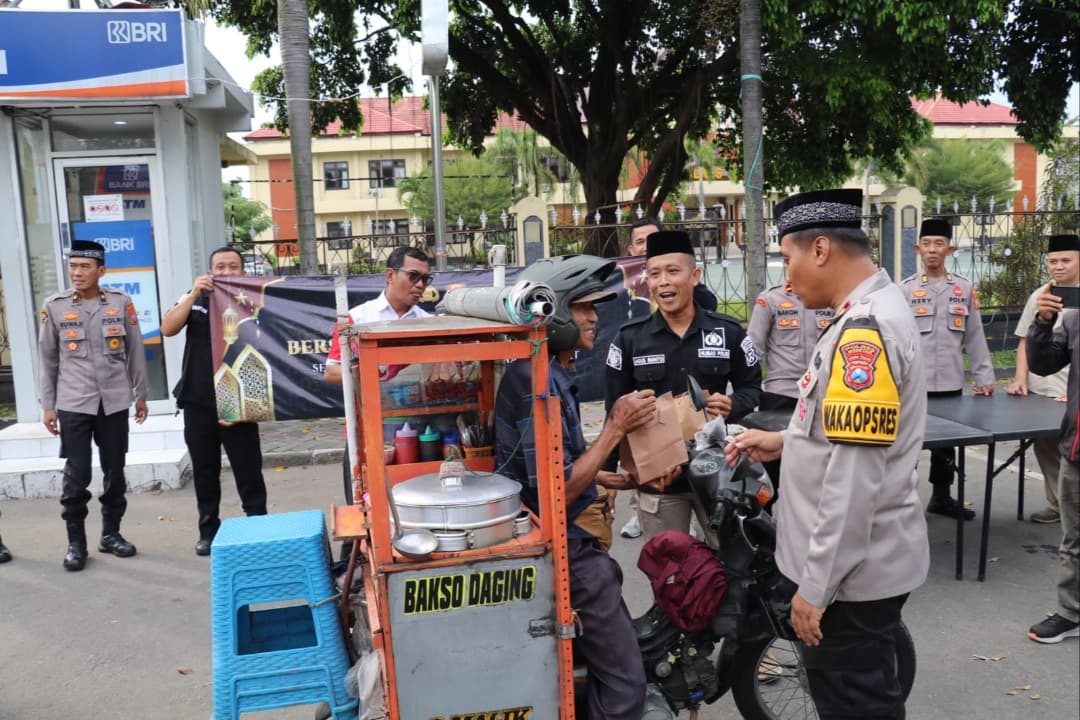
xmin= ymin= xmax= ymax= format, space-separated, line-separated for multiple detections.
xmin=58 ymin=405 xmax=128 ymax=531
xmin=802 ymin=593 xmax=909 ymax=720
xmin=183 ymin=406 xmax=267 ymax=540
xmin=927 ymin=390 xmax=963 ymax=488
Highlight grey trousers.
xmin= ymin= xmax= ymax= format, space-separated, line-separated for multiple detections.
xmin=637 ymin=491 xmax=718 ymax=548
xmin=1034 ymin=436 xmax=1062 ymax=513
xmin=1057 ymin=459 xmax=1079 ymax=622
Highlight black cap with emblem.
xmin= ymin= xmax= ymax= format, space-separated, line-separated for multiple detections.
xmin=1047 ymin=234 xmax=1080 ymax=253
xmin=646 ymin=230 xmax=695 ymax=259
xmin=70 ymin=240 xmax=106 ymax=265
xmin=774 ymin=189 xmax=863 ymax=238
xmin=919 ymin=218 xmax=952 ymax=240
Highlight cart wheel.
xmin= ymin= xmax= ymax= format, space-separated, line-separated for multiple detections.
xmin=314 ymin=701 xmax=332 ymax=720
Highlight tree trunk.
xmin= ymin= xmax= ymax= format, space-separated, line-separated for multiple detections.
xmin=581 ymin=159 xmax=624 ymax=257
xmin=278 ymin=0 xmax=317 ymax=274
xmin=740 ymin=0 xmax=767 ymax=309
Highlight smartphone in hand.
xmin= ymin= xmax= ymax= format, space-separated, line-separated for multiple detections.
xmin=1050 ymin=285 xmax=1080 ymax=309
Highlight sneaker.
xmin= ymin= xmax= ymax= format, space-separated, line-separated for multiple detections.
xmin=620 ymin=515 xmax=642 ymax=539
xmin=1029 ymin=507 xmax=1060 ymax=524
xmin=1028 ymin=613 xmax=1080 ymax=644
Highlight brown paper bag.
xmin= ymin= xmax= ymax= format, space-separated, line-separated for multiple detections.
xmin=673 ymin=392 xmax=706 ymax=441
xmin=619 ymin=391 xmax=690 ymax=485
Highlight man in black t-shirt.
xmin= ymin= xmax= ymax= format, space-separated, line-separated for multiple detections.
xmin=162 ymin=247 xmax=267 ymax=556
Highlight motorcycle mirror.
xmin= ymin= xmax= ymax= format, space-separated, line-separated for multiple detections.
xmin=687 ymin=375 xmax=708 ymax=412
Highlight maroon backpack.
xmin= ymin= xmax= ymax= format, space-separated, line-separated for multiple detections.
xmin=637 ymin=530 xmax=728 ymax=633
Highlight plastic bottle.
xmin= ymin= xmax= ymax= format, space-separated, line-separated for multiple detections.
xmin=441 ymin=430 xmax=463 ymax=460
xmin=394 ymin=422 xmax=420 ymax=465
xmin=419 ymin=425 xmax=443 ymax=462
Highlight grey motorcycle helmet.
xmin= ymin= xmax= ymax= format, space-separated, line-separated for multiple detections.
xmin=518 ymin=254 xmax=617 ymax=352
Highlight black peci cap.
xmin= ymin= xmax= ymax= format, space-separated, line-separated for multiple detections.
xmin=646 ymin=230 xmax=695 ymax=259
xmin=919 ymin=218 xmax=953 ymax=240
xmin=70 ymin=240 xmax=106 ymax=264
xmin=774 ymin=189 xmax=863 ymax=238
xmin=1047 ymin=234 xmax=1080 ymax=253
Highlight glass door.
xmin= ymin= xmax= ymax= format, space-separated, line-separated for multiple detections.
xmin=53 ymin=157 xmax=169 ymax=403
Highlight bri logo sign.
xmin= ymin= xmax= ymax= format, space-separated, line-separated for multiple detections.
xmin=106 ymin=20 xmax=169 ymax=44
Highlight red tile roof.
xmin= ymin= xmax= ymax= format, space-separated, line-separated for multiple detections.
xmin=911 ymin=96 xmax=1018 ymax=125
xmin=244 ymin=95 xmax=527 ymax=140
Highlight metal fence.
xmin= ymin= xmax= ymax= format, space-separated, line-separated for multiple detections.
xmin=550 ymin=209 xmax=1078 ymax=318
xmin=234 ymin=225 xmax=520 ymax=276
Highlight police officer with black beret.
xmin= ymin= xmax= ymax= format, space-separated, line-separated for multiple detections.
xmin=38 ymin=240 xmax=148 ymax=571
xmin=604 ymin=230 xmax=761 ymax=544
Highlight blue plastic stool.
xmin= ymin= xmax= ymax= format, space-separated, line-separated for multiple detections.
xmin=210 ymin=510 xmax=357 ymax=719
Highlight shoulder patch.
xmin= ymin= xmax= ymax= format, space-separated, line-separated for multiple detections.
xmin=822 ymin=320 xmax=899 ymax=446
xmin=740 ymin=335 xmax=759 ymax=366
xmin=40 ymin=309 xmax=48 ymax=324
xmin=756 ymin=297 xmax=767 ymax=307
xmin=606 ymin=343 xmax=623 ymax=371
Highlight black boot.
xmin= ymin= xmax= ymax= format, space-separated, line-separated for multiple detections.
xmin=63 ymin=522 xmax=87 ymax=571
xmin=0 ymin=535 xmax=11 ymax=564
xmin=99 ymin=531 xmax=137 ymax=557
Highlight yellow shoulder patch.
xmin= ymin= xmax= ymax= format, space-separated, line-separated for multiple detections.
xmin=822 ymin=319 xmax=900 ymax=446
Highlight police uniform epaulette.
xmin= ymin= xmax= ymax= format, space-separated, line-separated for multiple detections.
xmin=43 ymin=290 xmax=72 ymax=304
xmin=766 ymin=282 xmax=787 ymax=292
xmin=103 ymin=286 xmax=126 ymax=295
xmin=899 ymin=273 xmax=920 ymax=285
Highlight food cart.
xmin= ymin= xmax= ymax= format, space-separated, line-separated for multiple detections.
xmin=332 ymin=316 xmax=576 ymax=719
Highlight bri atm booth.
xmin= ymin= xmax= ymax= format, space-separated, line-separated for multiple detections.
xmin=0 ymin=7 xmax=253 ymax=487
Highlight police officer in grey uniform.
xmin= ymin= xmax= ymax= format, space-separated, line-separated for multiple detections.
xmin=747 ymin=283 xmax=833 ymax=489
xmin=728 ymin=189 xmax=929 ymax=720
xmin=39 ymin=240 xmax=148 ymax=571
xmin=900 ymin=218 xmax=995 ymax=521
xmin=748 ymin=283 xmax=834 ymax=408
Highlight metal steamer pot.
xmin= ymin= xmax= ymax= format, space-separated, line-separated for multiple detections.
xmin=391 ymin=471 xmax=527 ymax=551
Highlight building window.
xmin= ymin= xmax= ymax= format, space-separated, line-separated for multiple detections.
xmin=327 ymin=220 xmax=352 ymax=250
xmin=369 ymin=160 xmax=406 ymax=189
xmin=373 ymin=218 xmax=409 ymax=247
xmin=324 ymin=161 xmax=349 ymax=190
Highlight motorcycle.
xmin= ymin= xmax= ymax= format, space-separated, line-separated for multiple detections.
xmin=620 ymin=404 xmax=916 ymax=720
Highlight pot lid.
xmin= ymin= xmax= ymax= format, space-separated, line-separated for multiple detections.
xmin=393 ymin=471 xmax=521 ymax=507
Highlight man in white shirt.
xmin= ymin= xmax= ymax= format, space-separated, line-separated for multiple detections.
xmin=324 ymin=246 xmax=433 ymax=537
xmin=1008 ymin=235 xmax=1079 ymax=524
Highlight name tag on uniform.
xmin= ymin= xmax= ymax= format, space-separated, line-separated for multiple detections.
xmin=821 ymin=321 xmax=900 ymax=446
xmin=632 ymin=354 xmax=665 ymax=366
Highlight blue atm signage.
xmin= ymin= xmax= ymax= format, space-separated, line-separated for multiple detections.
xmin=73 ymin=220 xmax=162 ymax=344
xmin=0 ymin=9 xmax=187 ymax=101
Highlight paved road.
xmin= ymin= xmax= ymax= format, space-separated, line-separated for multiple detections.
xmin=1 ymin=446 xmax=1076 ymax=719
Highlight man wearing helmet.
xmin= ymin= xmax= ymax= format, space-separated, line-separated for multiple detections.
xmin=605 ymin=231 xmax=762 ymax=545
xmin=495 ymin=254 xmax=656 ymax=720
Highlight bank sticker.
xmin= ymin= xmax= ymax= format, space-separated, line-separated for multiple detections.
xmin=606 ymin=343 xmax=622 ymax=371
xmin=821 ymin=322 xmax=899 ymax=446
xmin=403 ymin=565 xmax=536 ymax=615
xmin=429 ymin=707 xmax=533 ymax=720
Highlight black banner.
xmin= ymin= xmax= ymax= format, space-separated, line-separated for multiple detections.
xmin=209 ymin=258 xmax=651 ymax=422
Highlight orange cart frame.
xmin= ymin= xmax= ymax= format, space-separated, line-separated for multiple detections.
xmin=332 ymin=316 xmax=576 ymax=719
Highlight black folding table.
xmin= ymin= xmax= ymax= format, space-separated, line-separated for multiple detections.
xmin=926 ymin=393 xmax=1065 ymax=580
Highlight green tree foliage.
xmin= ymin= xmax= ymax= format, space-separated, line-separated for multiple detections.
xmin=905 ymin=140 xmax=1016 ymax=213
xmin=211 ymin=0 xmax=1074 ymax=255
xmin=997 ymin=1 xmax=1080 ymax=152
xmin=223 ymin=182 xmax=273 ymax=249
xmin=395 ymin=152 xmax=521 ymax=227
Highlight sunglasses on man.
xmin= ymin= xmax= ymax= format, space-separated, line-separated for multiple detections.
xmin=395 ymin=268 xmax=435 ymax=287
